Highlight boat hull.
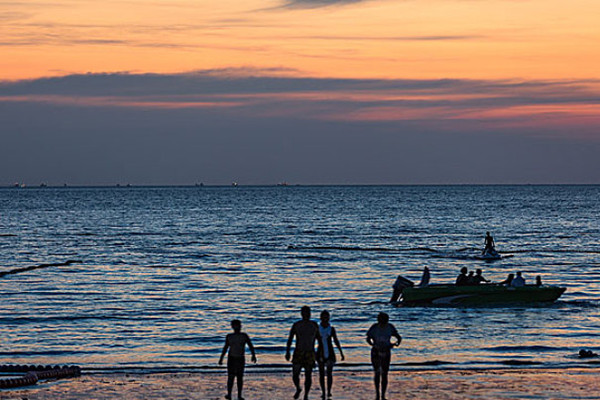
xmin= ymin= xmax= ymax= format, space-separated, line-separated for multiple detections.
xmin=400 ymin=284 xmax=566 ymax=306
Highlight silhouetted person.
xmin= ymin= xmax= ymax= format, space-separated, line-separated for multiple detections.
xmin=418 ymin=266 xmax=430 ymax=287
xmin=499 ymin=273 xmax=514 ymax=286
xmin=317 ymin=310 xmax=344 ymax=399
xmin=511 ymin=271 xmax=526 ymax=287
xmin=467 ymin=270 xmax=476 ymax=285
xmin=456 ymin=267 xmax=469 ymax=286
xmin=286 ymin=306 xmax=323 ymax=400
xmin=366 ymin=312 xmax=401 ymax=400
xmin=473 ymin=269 xmax=490 ymax=284
xmin=578 ymin=349 xmax=598 ymax=358
xmin=535 ymin=275 xmax=542 ymax=287
xmin=483 ymin=231 xmax=495 ymax=254
xmin=219 ymin=319 xmax=256 ymax=400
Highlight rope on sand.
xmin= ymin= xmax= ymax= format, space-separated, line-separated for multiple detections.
xmin=0 ymin=365 xmax=81 ymax=389
xmin=0 ymin=260 xmax=82 ymax=278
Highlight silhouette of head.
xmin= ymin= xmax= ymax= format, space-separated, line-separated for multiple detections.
xmin=231 ymin=319 xmax=241 ymax=333
xmin=468 ymin=271 xmax=474 ymax=276
xmin=476 ymin=269 xmax=482 ymax=275
xmin=377 ymin=312 xmax=389 ymax=325
xmin=301 ymin=306 xmax=311 ymax=320
xmin=460 ymin=267 xmax=468 ymax=274
xmin=516 ymin=271 xmax=522 ymax=277
xmin=486 ymin=231 xmax=490 ymax=236
xmin=320 ymin=310 xmax=330 ymax=324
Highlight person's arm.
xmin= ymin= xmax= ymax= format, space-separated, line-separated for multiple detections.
xmin=315 ymin=322 xmax=324 ymax=362
xmin=219 ymin=336 xmax=230 ymax=365
xmin=332 ymin=327 xmax=345 ymax=361
xmin=391 ymin=325 xmax=402 ymax=347
xmin=245 ymin=334 xmax=257 ymax=363
xmin=366 ymin=325 xmax=375 ymax=347
xmin=285 ymin=324 xmax=296 ymax=361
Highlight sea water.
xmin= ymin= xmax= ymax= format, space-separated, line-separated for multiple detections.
xmin=1 ymin=185 xmax=599 ymax=371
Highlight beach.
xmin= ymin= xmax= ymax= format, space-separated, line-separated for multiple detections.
xmin=6 ymin=367 xmax=600 ymax=399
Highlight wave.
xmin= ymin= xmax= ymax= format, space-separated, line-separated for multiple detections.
xmin=0 ymin=313 xmax=162 ymax=324
xmin=482 ymin=345 xmax=563 ymax=352
xmin=508 ymin=249 xmax=600 ymax=254
xmin=499 ymin=360 xmax=543 ymax=366
xmin=287 ymin=245 xmax=438 ymax=253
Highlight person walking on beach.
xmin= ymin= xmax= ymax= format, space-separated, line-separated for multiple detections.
xmin=219 ymin=319 xmax=257 ymax=400
xmin=317 ymin=310 xmax=345 ymax=399
xmin=367 ymin=312 xmax=402 ymax=400
xmin=286 ymin=306 xmax=323 ymax=400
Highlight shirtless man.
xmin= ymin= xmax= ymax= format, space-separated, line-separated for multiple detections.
xmin=286 ymin=306 xmax=323 ymax=400
xmin=219 ymin=319 xmax=257 ymax=400
xmin=483 ymin=231 xmax=495 ymax=254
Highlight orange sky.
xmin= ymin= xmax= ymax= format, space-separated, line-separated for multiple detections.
xmin=2 ymin=0 xmax=600 ymax=81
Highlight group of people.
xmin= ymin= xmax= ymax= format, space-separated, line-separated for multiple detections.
xmin=456 ymin=267 xmax=542 ymax=287
xmin=455 ymin=268 xmax=542 ymax=287
xmin=219 ymin=307 xmax=400 ymax=400
xmin=455 ymin=267 xmax=490 ymax=286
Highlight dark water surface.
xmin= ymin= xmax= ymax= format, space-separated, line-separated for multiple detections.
xmin=1 ymin=186 xmax=599 ymax=371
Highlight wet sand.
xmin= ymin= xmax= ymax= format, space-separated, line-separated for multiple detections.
xmin=5 ymin=368 xmax=600 ymax=399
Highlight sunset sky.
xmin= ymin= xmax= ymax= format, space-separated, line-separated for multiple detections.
xmin=1 ymin=0 xmax=599 ymax=185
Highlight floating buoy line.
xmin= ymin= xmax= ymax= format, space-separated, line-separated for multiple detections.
xmin=0 ymin=365 xmax=81 ymax=389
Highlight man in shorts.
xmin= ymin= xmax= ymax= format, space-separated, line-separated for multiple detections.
xmin=366 ymin=312 xmax=401 ymax=400
xmin=286 ymin=306 xmax=323 ymax=400
xmin=218 ymin=319 xmax=257 ymax=400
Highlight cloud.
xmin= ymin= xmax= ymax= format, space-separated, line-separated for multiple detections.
xmin=2 ymin=70 xmax=599 ymax=124
xmin=284 ymin=34 xmax=485 ymax=41
xmin=280 ymin=0 xmax=366 ymax=9
xmin=2 ymin=70 xmax=600 ymax=185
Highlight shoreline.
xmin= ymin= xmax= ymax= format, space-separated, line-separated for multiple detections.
xmin=6 ymin=367 xmax=600 ymax=399
xmin=77 ymin=360 xmax=600 ymax=374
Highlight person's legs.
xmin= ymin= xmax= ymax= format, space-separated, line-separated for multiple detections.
xmin=236 ymin=370 xmax=244 ymax=399
xmin=292 ymin=364 xmax=302 ymax=399
xmin=381 ymin=352 xmax=391 ymax=400
xmin=226 ymin=357 xmax=236 ymax=399
xmin=226 ymin=374 xmax=234 ymax=399
xmin=371 ymin=349 xmax=381 ymax=400
xmin=318 ymin=362 xmax=326 ymax=397
xmin=304 ymin=366 xmax=313 ymax=400
xmin=326 ymin=362 xmax=333 ymax=396
xmin=381 ymin=371 xmax=388 ymax=400
xmin=374 ymin=370 xmax=381 ymax=400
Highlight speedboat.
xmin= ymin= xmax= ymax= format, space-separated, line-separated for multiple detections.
xmin=394 ymin=283 xmax=566 ymax=306
xmin=390 ymin=275 xmax=565 ymax=306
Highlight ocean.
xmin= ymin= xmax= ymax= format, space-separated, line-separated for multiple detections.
xmin=1 ymin=185 xmax=599 ymax=372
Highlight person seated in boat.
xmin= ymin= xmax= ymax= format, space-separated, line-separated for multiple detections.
xmin=535 ymin=276 xmax=542 ymax=287
xmin=482 ymin=231 xmax=495 ymax=255
xmin=498 ymin=273 xmax=514 ymax=286
xmin=473 ymin=269 xmax=490 ymax=284
xmin=511 ymin=271 xmax=526 ymax=287
xmin=456 ymin=267 xmax=469 ymax=286
xmin=578 ymin=349 xmax=598 ymax=358
xmin=418 ymin=266 xmax=430 ymax=287
xmin=466 ymin=271 xmax=476 ymax=285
